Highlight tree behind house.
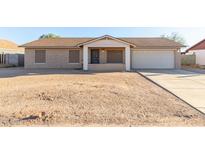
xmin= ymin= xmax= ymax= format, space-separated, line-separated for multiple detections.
xmin=161 ymin=32 xmax=186 ymax=45
xmin=39 ymin=33 xmax=60 ymax=39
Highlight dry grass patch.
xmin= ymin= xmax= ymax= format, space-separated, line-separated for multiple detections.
xmin=0 ymin=70 xmax=205 ymax=126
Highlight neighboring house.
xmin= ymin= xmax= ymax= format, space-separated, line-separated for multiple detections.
xmin=186 ymin=39 xmax=205 ymax=65
xmin=20 ymin=35 xmax=184 ymax=71
xmin=0 ymin=39 xmax=25 ymax=66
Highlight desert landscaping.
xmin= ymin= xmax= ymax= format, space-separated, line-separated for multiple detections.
xmin=0 ymin=68 xmax=205 ymax=126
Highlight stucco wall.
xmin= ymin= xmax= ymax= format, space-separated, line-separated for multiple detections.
xmin=189 ymin=50 xmax=205 ymax=65
xmin=174 ymin=50 xmax=181 ymax=69
xmin=25 ymin=48 xmax=83 ymax=69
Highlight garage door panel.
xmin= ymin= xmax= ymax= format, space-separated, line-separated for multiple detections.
xmin=132 ymin=50 xmax=174 ymax=69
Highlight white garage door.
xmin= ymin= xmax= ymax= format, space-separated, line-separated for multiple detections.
xmin=132 ymin=50 xmax=175 ymax=69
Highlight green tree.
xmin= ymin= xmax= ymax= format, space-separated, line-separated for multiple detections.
xmin=39 ymin=33 xmax=60 ymax=39
xmin=161 ymin=32 xmax=186 ymax=45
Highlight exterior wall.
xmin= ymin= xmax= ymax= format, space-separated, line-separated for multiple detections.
xmin=174 ymin=50 xmax=181 ymax=69
xmin=88 ymin=64 xmax=125 ymax=71
xmin=131 ymin=48 xmax=179 ymax=69
xmin=25 ymin=48 xmax=83 ymax=69
xmin=24 ymin=46 xmax=182 ymax=70
xmin=100 ymin=49 xmax=107 ymax=64
xmin=125 ymin=46 xmax=130 ymax=71
xmin=190 ymin=50 xmax=205 ymax=65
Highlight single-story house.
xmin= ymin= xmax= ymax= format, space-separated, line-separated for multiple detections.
xmin=186 ymin=39 xmax=205 ymax=65
xmin=0 ymin=39 xmax=24 ymax=66
xmin=20 ymin=35 xmax=184 ymax=71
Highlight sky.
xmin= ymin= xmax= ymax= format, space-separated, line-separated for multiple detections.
xmin=0 ymin=27 xmax=205 ymax=48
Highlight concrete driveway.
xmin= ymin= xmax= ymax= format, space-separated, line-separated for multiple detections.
xmin=139 ymin=69 xmax=205 ymax=114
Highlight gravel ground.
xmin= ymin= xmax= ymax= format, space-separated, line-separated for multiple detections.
xmin=0 ymin=68 xmax=205 ymax=126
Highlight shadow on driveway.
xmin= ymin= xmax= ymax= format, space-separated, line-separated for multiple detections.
xmin=183 ymin=67 xmax=205 ymax=74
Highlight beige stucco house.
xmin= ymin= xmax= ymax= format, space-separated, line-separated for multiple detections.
xmin=20 ymin=35 xmax=184 ymax=71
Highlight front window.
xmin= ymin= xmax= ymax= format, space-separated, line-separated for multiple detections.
xmin=69 ymin=50 xmax=80 ymax=63
xmin=35 ymin=50 xmax=46 ymax=63
xmin=107 ymin=50 xmax=123 ymax=63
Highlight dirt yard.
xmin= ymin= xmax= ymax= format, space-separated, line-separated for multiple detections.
xmin=0 ymin=68 xmax=205 ymax=126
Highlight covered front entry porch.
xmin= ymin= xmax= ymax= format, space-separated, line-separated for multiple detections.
xmin=81 ymin=35 xmax=133 ymax=71
xmin=87 ymin=47 xmax=125 ymax=71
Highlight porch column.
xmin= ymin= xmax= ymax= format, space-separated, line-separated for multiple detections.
xmin=125 ymin=46 xmax=131 ymax=71
xmin=83 ymin=46 xmax=88 ymax=71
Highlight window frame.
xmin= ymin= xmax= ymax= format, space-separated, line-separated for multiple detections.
xmin=68 ymin=49 xmax=80 ymax=64
xmin=34 ymin=50 xmax=46 ymax=64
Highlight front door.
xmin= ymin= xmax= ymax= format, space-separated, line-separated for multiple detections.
xmin=91 ymin=49 xmax=100 ymax=64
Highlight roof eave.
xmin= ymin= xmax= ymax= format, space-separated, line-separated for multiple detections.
xmin=185 ymin=39 xmax=205 ymax=53
xmin=21 ymin=46 xmax=81 ymax=49
xmin=77 ymin=35 xmax=137 ymax=48
xmin=133 ymin=46 xmax=185 ymax=49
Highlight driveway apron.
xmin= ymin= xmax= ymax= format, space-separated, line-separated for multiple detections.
xmin=139 ymin=69 xmax=205 ymax=114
